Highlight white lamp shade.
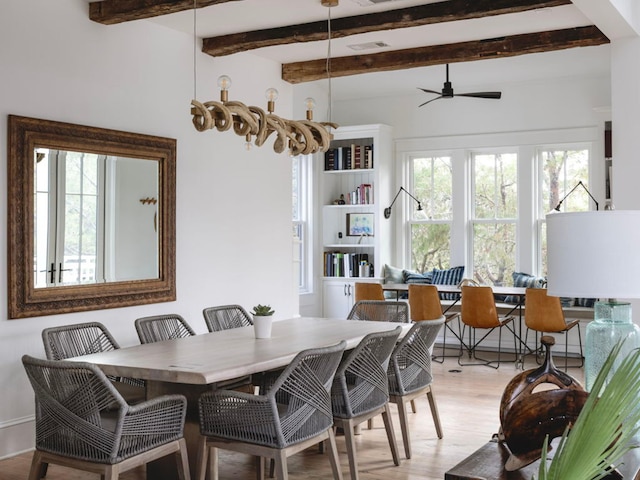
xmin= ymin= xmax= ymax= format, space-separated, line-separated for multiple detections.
xmin=546 ymin=211 xmax=640 ymax=299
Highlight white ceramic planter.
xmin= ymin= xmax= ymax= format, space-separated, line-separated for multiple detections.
xmin=253 ymin=315 xmax=273 ymax=339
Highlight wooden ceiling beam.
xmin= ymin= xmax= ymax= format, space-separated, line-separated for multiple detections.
xmin=282 ymin=26 xmax=609 ymax=84
xmin=202 ymin=0 xmax=571 ymax=57
xmin=89 ymin=0 xmax=242 ymax=25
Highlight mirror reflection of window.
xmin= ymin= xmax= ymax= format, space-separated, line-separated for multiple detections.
xmin=34 ymin=149 xmax=158 ymax=288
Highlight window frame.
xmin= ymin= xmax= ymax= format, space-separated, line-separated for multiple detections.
xmin=292 ymin=153 xmax=313 ymax=294
xmin=396 ymin=128 xmax=601 ymax=282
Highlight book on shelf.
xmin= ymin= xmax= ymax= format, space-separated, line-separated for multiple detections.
xmin=324 ymin=251 xmax=370 ymax=277
xmin=347 ymin=183 xmax=373 ymax=205
xmin=323 ymin=144 xmax=373 ymax=171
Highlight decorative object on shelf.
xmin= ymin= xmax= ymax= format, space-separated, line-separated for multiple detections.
xmin=553 ymin=180 xmax=599 ymax=211
xmin=384 ymin=186 xmax=425 ymax=219
xmin=498 ymin=336 xmax=588 ymax=471
xmin=546 ymin=210 xmax=640 ymax=391
xmin=536 ymin=339 xmax=640 ymax=480
xmin=347 ymin=213 xmax=374 ymax=236
xmin=251 ymin=304 xmax=275 ymax=339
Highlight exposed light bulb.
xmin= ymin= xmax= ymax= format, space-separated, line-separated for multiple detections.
xmin=245 ymin=134 xmax=252 ymax=151
xmin=265 ymin=87 xmax=279 ymax=101
xmin=217 ymin=75 xmax=231 ymax=102
xmin=305 ymin=97 xmax=316 ymax=120
xmin=265 ymin=87 xmax=279 ymax=113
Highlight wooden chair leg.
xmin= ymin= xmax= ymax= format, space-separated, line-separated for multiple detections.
xmin=396 ymin=398 xmax=412 ymax=459
xmin=427 ymin=387 xmax=444 ymax=439
xmin=381 ymin=404 xmax=401 ymax=466
xmin=104 ymin=465 xmax=118 ymax=480
xmin=175 ymin=438 xmax=191 ymax=480
xmin=410 ymin=399 xmax=417 ymax=414
xmin=195 ymin=437 xmax=209 ymax=480
xmin=342 ymin=419 xmax=360 ymax=480
xmin=273 ymin=451 xmax=288 ymax=480
xmin=211 ymin=446 xmax=220 ymax=480
xmin=28 ymin=451 xmax=44 ymax=480
xmin=256 ymin=456 xmax=266 ymax=480
xmin=326 ymin=429 xmax=344 ymax=480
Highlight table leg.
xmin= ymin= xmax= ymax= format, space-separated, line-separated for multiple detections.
xmin=146 ymin=381 xmax=212 ymax=480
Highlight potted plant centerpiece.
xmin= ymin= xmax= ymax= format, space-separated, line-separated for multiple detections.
xmin=252 ymin=304 xmax=275 ymax=339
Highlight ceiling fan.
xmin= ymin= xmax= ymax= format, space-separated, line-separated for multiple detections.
xmin=418 ymin=64 xmax=502 ymax=107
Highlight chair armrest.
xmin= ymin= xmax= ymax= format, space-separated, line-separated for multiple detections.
xmin=122 ymin=394 xmax=187 ymax=437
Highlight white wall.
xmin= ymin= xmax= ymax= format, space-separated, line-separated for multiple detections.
xmin=0 ymin=0 xmax=296 ymax=457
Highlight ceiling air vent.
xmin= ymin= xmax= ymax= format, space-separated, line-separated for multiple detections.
xmin=349 ymin=0 xmax=403 ymax=6
xmin=347 ymin=41 xmax=390 ymax=51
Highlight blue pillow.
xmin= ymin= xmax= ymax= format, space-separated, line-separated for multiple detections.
xmin=431 ymin=266 xmax=464 ymax=300
xmin=575 ymin=297 xmax=596 ymax=308
xmin=505 ymin=272 xmax=546 ymax=304
xmin=384 ymin=264 xmax=407 ymax=299
xmin=402 ymin=269 xmax=433 ymax=284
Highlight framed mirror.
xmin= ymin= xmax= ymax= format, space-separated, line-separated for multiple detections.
xmin=8 ymin=115 xmax=176 ymax=318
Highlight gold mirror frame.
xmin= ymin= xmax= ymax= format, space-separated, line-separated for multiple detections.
xmin=7 ymin=115 xmax=176 ymax=318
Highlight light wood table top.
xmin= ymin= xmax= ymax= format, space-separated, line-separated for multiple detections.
xmin=76 ymin=317 xmax=409 ymax=386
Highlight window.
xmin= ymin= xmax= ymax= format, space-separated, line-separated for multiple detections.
xmin=409 ymin=155 xmax=453 ymax=272
xmin=35 ymin=149 xmax=104 ymax=287
xmin=471 ymin=152 xmax=518 ymax=286
xmin=292 ymin=154 xmax=312 ymax=293
xmin=537 ymin=147 xmax=590 ymax=276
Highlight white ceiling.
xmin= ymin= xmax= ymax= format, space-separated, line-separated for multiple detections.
xmin=144 ymin=0 xmax=611 ymax=100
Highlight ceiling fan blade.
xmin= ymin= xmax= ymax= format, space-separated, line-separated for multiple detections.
xmin=417 ymin=87 xmax=441 ymax=95
xmin=456 ymin=92 xmax=502 ymax=100
xmin=418 ymin=95 xmax=443 ymax=107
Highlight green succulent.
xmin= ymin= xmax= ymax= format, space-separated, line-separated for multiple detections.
xmin=252 ymin=304 xmax=274 ymax=316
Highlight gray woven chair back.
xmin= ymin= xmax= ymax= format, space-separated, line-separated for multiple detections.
xmin=199 ymin=340 xmax=346 ymax=449
xmin=332 ymin=326 xmax=402 ymax=419
xmin=347 ymin=300 xmax=409 ymax=323
xmin=22 ymin=354 xmax=186 ymax=464
xmin=202 ymin=304 xmax=253 ymax=332
xmin=41 ymin=322 xmax=145 ymax=390
xmin=135 ymin=314 xmax=195 ymax=344
xmin=388 ymin=317 xmax=445 ymax=396
xmin=42 ymin=322 xmax=120 ymax=360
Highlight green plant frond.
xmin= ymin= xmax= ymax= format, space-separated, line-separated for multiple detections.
xmin=535 ymin=341 xmax=640 ymax=480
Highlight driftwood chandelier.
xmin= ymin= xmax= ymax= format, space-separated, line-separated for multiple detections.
xmin=191 ymin=76 xmax=336 ymax=155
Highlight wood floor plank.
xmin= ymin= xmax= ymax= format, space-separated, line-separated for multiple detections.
xmin=0 ymin=352 xmax=584 ymax=480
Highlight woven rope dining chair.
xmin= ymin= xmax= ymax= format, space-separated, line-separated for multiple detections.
xmin=388 ymin=317 xmax=445 ymax=459
xmin=202 ymin=304 xmax=257 ymax=392
xmin=347 ymin=300 xmax=410 ymax=323
xmin=202 ymin=304 xmax=253 ymax=332
xmin=22 ymin=354 xmax=190 ymax=480
xmin=41 ymin=322 xmax=145 ymax=402
xmin=135 ymin=314 xmax=196 ymax=344
xmin=331 ymin=326 xmax=403 ymax=480
xmin=196 ymin=341 xmax=347 ymax=480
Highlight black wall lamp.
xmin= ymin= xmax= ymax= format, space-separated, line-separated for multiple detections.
xmin=384 ymin=186 xmax=423 ymax=219
xmin=554 ymin=181 xmax=599 ymax=211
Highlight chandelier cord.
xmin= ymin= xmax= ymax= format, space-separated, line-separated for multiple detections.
xmin=193 ymin=0 xmax=197 ymax=101
xmin=326 ymin=5 xmax=333 ymax=125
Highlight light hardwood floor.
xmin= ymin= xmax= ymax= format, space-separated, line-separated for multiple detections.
xmin=0 ymin=351 xmax=584 ymax=480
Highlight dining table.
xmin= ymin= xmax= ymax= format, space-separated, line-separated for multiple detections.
xmin=74 ymin=316 xmax=411 ymax=480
